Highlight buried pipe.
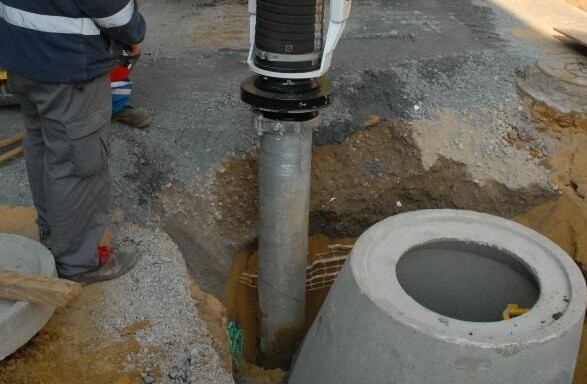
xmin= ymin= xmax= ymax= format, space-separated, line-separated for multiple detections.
xmin=256 ymin=114 xmax=317 ymax=368
xmin=241 ymin=0 xmax=351 ymax=368
xmin=289 ymin=210 xmax=587 ymax=384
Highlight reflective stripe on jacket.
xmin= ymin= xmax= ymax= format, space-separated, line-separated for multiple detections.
xmin=0 ymin=0 xmax=146 ymax=83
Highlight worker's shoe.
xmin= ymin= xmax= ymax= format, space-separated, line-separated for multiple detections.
xmin=61 ymin=245 xmax=140 ymax=286
xmin=111 ymin=106 xmax=152 ymax=128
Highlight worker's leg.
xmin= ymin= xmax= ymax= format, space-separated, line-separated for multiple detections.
xmin=111 ymin=77 xmax=152 ymax=128
xmin=9 ymin=73 xmax=112 ymax=276
xmin=111 ymin=78 xmax=133 ymax=113
xmin=8 ymin=84 xmax=51 ymax=239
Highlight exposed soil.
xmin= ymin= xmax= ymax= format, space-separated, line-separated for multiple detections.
xmin=517 ymin=98 xmax=587 ymax=273
xmin=514 ymin=99 xmax=587 ymax=384
xmin=224 ymin=234 xmax=353 ymax=365
xmin=0 ymin=205 xmax=38 ymax=240
xmin=0 ymin=306 xmax=141 ymax=384
xmin=0 ymin=308 xmax=162 ymax=384
xmin=213 ymin=108 xmax=587 ymax=382
xmin=0 ymin=206 xmax=161 ymax=384
xmin=212 ymin=118 xmax=555 ymax=244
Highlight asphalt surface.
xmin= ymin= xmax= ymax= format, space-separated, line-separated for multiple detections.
xmin=2 ymin=0 xmax=576 ymax=218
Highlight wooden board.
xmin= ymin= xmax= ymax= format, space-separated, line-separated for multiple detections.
xmin=0 ymin=146 xmax=23 ymax=165
xmin=554 ymin=27 xmax=587 ymax=47
xmin=567 ymin=0 xmax=587 ymax=12
xmin=0 ymin=132 xmax=24 ymax=149
xmin=0 ymin=270 xmax=83 ymax=307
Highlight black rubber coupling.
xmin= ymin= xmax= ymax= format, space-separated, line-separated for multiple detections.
xmin=255 ymin=0 xmax=325 ymax=73
xmin=241 ymin=75 xmax=333 ymax=113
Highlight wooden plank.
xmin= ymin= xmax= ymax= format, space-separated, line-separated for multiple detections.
xmin=554 ymin=27 xmax=587 ymax=47
xmin=567 ymin=0 xmax=587 ymax=12
xmin=0 ymin=132 xmax=24 ymax=149
xmin=0 ymin=270 xmax=83 ymax=307
xmin=0 ymin=146 xmax=23 ymax=165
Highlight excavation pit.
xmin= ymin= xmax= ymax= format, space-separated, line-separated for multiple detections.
xmin=153 ymin=119 xmax=587 ymax=382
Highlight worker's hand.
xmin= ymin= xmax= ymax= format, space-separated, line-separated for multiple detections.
xmin=127 ymin=44 xmax=141 ymax=57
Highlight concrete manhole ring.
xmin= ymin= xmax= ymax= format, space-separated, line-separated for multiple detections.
xmin=537 ymin=53 xmax=587 ymax=87
xmin=290 ymin=209 xmax=587 ymax=384
xmin=0 ymin=234 xmax=56 ymax=360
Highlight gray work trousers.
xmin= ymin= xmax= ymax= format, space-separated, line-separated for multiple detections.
xmin=8 ymin=73 xmax=111 ymax=276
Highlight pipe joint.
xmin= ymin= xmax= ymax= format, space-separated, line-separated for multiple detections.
xmin=254 ymin=113 xmax=321 ymax=136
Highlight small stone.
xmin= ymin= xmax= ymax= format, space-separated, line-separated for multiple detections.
xmin=110 ymin=208 xmax=126 ymax=224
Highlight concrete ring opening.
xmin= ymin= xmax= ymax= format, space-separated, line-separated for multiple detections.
xmin=289 ymin=210 xmax=587 ymax=384
xmin=396 ymin=240 xmax=540 ymax=322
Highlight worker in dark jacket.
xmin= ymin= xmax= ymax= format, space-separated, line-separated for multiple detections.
xmin=0 ymin=1 xmax=146 ymax=284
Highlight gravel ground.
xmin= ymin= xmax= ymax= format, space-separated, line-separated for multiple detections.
xmin=102 ymin=221 xmax=234 ymax=383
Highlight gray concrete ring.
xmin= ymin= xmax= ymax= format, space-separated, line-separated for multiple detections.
xmin=290 ymin=209 xmax=587 ymax=384
xmin=0 ymin=234 xmax=56 ymax=360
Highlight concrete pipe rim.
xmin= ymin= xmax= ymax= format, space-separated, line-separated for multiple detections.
xmin=0 ymin=234 xmax=55 ymax=317
xmin=0 ymin=234 xmax=56 ymax=358
xmin=351 ymin=209 xmax=587 ymax=347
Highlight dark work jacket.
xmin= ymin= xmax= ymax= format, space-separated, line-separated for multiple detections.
xmin=0 ymin=0 xmax=146 ymax=83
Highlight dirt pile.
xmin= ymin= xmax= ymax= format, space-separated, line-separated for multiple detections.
xmin=516 ymin=98 xmax=587 ymax=275
xmin=212 ymin=104 xmax=586 ymax=382
xmin=0 ymin=288 xmax=159 ymax=384
xmin=513 ymin=99 xmax=587 ymax=384
xmin=212 ymin=119 xmax=556 ymax=241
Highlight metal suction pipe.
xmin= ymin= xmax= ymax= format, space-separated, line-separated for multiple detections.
xmin=256 ymin=114 xmax=320 ymax=368
xmin=241 ymin=0 xmax=350 ymax=369
xmin=241 ymin=76 xmax=332 ymax=369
